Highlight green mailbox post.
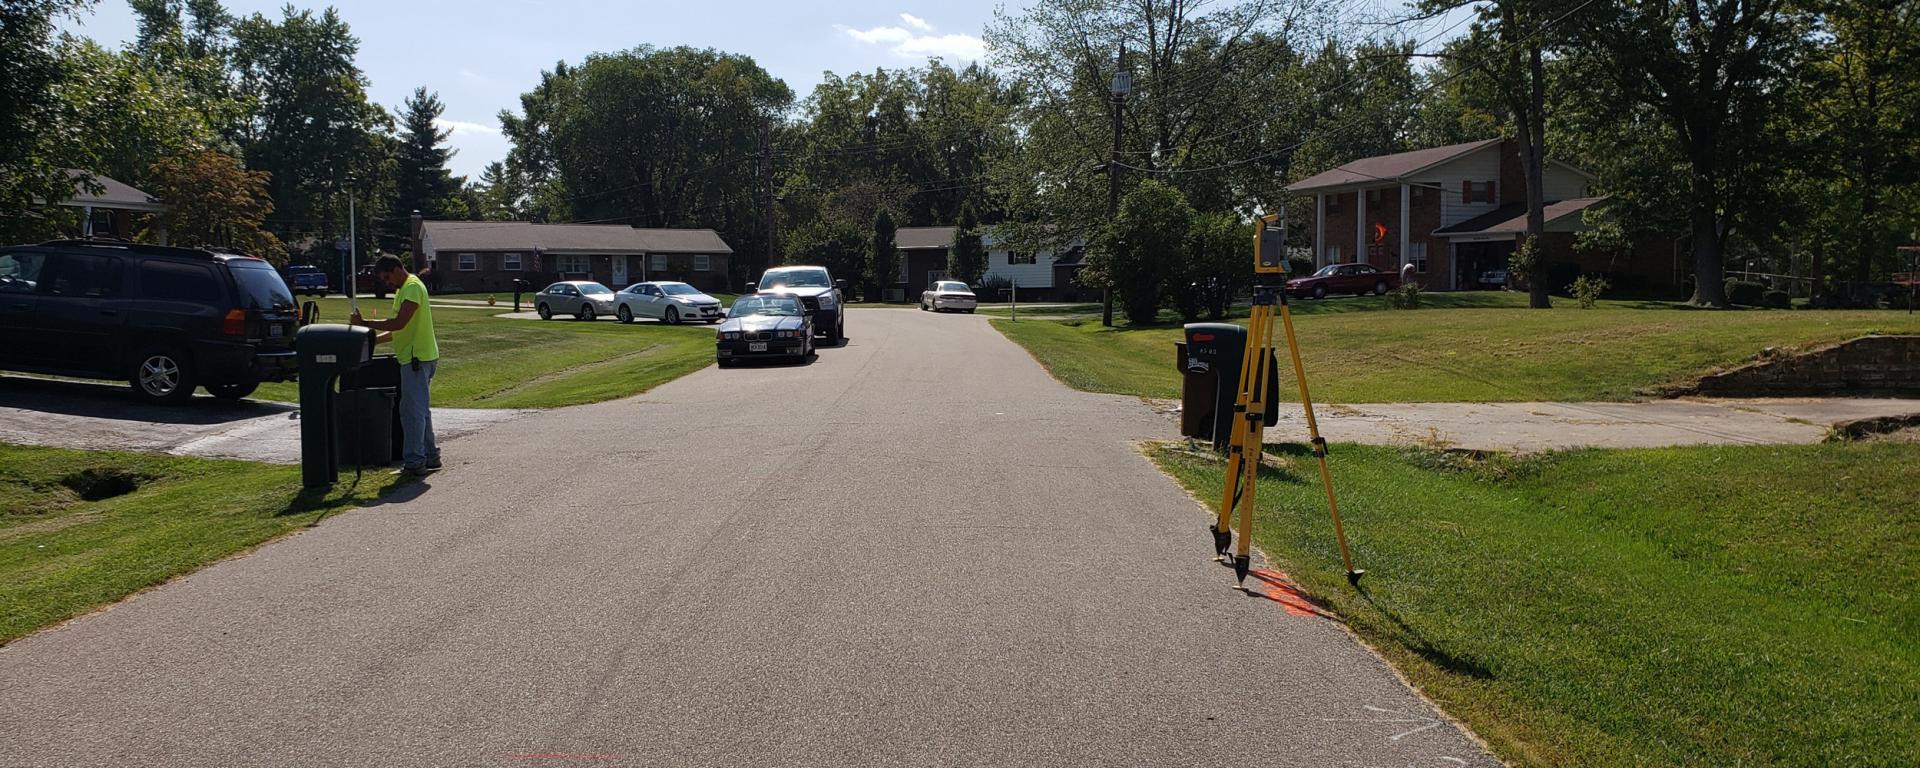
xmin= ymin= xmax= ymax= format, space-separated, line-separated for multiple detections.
xmin=295 ymin=324 xmax=374 ymax=489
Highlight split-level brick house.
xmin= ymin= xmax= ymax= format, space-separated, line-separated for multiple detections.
xmin=1287 ymin=139 xmax=1684 ymax=295
xmin=412 ymin=218 xmax=733 ymax=294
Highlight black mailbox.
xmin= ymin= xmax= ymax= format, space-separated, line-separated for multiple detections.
xmin=1182 ymin=323 xmax=1278 ymax=451
xmin=294 ymin=324 xmax=374 ymax=489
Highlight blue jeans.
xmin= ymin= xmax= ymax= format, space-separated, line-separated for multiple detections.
xmin=399 ymin=359 xmax=439 ymax=467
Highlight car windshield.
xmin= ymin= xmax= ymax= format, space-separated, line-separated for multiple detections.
xmin=759 ymin=269 xmax=829 ymax=289
xmin=661 ymin=283 xmax=702 ymax=296
xmin=731 ymin=296 xmax=801 ymax=317
xmin=1312 ymin=265 xmax=1340 ymax=277
xmin=578 ymin=282 xmax=612 ymax=295
xmin=228 ymin=260 xmax=295 ymax=310
xmin=937 ymin=282 xmax=970 ymax=292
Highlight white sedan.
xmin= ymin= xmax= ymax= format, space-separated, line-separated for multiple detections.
xmin=615 ymin=281 xmax=725 ymax=324
xmin=535 ymin=281 xmax=619 ymax=321
xmin=920 ymin=281 xmax=978 ymax=313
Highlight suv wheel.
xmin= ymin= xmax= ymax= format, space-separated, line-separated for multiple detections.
xmin=205 ymin=381 xmax=259 ymax=400
xmin=130 ymin=345 xmax=198 ymax=405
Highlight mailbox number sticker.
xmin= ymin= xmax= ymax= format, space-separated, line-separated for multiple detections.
xmin=316 ymin=354 xmax=337 ymax=364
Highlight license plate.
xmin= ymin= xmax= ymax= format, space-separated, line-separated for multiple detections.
xmin=749 ymin=342 xmax=768 ymax=352
xmin=269 ymin=325 xmax=284 ymax=337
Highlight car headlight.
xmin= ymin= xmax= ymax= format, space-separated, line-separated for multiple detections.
xmin=721 ymin=331 xmax=739 ymax=340
xmin=816 ymin=293 xmax=837 ymax=309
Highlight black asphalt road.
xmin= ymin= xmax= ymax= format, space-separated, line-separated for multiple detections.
xmin=0 ymin=309 xmax=1498 ymax=767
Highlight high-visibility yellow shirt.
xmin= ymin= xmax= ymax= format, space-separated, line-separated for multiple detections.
xmin=391 ymin=274 xmax=439 ymax=363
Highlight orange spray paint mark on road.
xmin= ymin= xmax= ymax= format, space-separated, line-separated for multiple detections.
xmin=1246 ymin=568 xmax=1334 ymax=619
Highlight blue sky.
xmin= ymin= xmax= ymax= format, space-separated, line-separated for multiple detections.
xmin=61 ymin=1 xmax=1453 ymax=182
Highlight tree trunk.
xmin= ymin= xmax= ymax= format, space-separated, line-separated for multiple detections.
xmin=1688 ymin=198 xmax=1728 ymax=307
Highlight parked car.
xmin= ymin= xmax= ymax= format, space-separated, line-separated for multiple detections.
xmin=615 ymin=281 xmax=723 ymax=324
xmin=755 ymin=265 xmax=845 ymax=343
xmin=0 ymin=240 xmax=299 ymax=403
xmin=353 ymin=265 xmax=388 ymax=299
xmin=920 ymin=280 xmax=978 ymax=313
xmin=285 ymin=264 xmax=330 ymax=296
xmin=1285 ymin=263 xmax=1399 ymax=299
xmin=715 ymin=294 xmax=813 ymax=366
xmin=1478 ymin=269 xmax=1510 ymax=290
xmin=534 ymin=281 xmax=618 ymax=321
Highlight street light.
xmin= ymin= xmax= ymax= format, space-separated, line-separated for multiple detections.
xmin=1104 ymin=44 xmax=1130 ymax=328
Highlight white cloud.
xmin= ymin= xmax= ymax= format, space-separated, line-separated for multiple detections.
xmin=839 ymin=14 xmax=986 ymax=63
xmin=434 ymin=118 xmax=501 ymax=137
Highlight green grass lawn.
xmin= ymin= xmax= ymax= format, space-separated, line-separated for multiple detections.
xmin=256 ymin=297 xmax=716 ymax=409
xmin=1149 ymin=441 xmax=1918 ymax=767
xmin=995 ymin=294 xmax=1920 ymax=402
xmin=0 ymin=442 xmax=411 ymax=645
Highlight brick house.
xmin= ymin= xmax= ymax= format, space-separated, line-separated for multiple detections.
xmin=890 ymin=226 xmax=1092 ymax=302
xmin=414 ymin=219 xmax=733 ymax=294
xmin=1286 ymin=139 xmax=1681 ymax=295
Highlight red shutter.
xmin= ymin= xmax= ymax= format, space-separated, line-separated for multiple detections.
xmin=1486 ymin=181 xmax=1497 ymax=203
xmin=1461 ymin=180 xmax=1472 ymax=203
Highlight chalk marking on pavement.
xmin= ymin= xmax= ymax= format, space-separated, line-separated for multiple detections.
xmin=1325 ymin=704 xmax=1447 ymax=741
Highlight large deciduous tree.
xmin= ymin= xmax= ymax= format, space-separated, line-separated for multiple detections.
xmin=231 ymin=6 xmax=392 ymax=254
xmin=1565 ymin=0 xmax=1810 ymax=308
xmin=1 ymin=0 xmax=90 ymax=241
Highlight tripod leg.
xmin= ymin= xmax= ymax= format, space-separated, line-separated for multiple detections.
xmin=1277 ymin=300 xmax=1363 ymax=585
xmin=1232 ymin=303 xmax=1274 ymax=585
xmin=1213 ymin=310 xmax=1262 ymax=559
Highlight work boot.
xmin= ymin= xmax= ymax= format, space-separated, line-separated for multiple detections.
xmin=426 ymin=455 xmax=442 ymax=470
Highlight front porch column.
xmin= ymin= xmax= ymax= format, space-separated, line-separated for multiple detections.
xmin=1315 ymin=193 xmax=1326 ymax=267
xmin=1355 ymin=189 xmax=1366 ymax=264
xmin=1399 ymin=183 xmax=1412 ymax=271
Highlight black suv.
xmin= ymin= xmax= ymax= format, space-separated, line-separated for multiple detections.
xmin=754 ymin=265 xmax=847 ymax=343
xmin=0 ymin=240 xmax=300 ymax=403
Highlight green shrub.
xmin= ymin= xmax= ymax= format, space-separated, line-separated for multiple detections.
xmin=1725 ymin=279 xmax=1766 ymax=306
xmin=1567 ymin=274 xmax=1611 ymax=309
xmin=1387 ymin=281 xmax=1423 ymax=309
xmin=1762 ymin=289 xmax=1791 ymax=309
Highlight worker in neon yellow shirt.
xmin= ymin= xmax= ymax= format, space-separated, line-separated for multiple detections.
xmin=350 ymin=255 xmax=440 ymax=475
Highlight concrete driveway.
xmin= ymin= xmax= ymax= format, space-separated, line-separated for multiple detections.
xmin=0 ymin=375 xmax=529 ymax=464
xmin=0 ymin=310 xmax=1498 ymax=767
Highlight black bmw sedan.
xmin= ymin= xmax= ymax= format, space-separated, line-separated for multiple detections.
xmin=716 ymin=294 xmax=814 ymax=366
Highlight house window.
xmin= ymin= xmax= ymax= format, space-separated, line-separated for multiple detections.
xmin=457 ymin=253 xmax=477 ymax=271
xmin=651 ymin=254 xmax=668 ymax=273
xmin=1366 ymin=189 xmax=1382 ymax=204
xmin=1409 ymin=242 xmax=1428 ymax=274
xmin=694 ymin=255 xmax=710 ymax=272
xmin=1325 ymin=195 xmax=1341 ymax=212
xmin=1008 ymin=251 xmax=1036 ymax=265
xmin=1411 ymin=185 xmax=1425 ymax=202
xmin=502 ymin=253 xmax=522 ymax=271
xmin=557 ymin=255 xmax=589 ymax=274
xmin=1325 ymin=245 xmax=1342 ymax=263
xmin=1460 ymin=180 xmax=1497 ymax=204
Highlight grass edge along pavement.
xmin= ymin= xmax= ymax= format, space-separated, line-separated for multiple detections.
xmin=254 ymin=297 xmax=716 ymax=409
xmin=0 ymin=442 xmax=413 ymax=646
xmin=991 ymin=295 xmax=1920 ymax=403
xmin=1145 ymin=440 xmax=1918 ymax=768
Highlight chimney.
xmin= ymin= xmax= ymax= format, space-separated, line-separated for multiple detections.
xmin=410 ymin=210 xmax=424 ymax=267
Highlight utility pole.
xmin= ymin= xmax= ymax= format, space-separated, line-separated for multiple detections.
xmin=759 ymin=120 xmax=777 ymax=278
xmin=1103 ymin=44 xmax=1130 ymax=327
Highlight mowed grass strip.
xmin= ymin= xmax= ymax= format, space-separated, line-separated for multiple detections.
xmin=1149 ymin=441 xmax=1919 ymax=767
xmin=0 ymin=442 xmax=410 ymax=645
xmin=994 ymin=295 xmax=1920 ymax=402
xmin=255 ymin=298 xmax=716 ymax=409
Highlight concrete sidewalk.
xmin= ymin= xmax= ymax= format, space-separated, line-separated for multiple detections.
xmin=1232 ymin=397 xmax=1920 ymax=452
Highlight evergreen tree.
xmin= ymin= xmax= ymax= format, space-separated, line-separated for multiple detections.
xmin=869 ymin=209 xmax=898 ymax=302
xmin=393 ymin=86 xmax=463 ymax=220
xmin=948 ymin=203 xmax=987 ymax=286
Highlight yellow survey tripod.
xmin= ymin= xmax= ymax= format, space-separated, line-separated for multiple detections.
xmin=1212 ymin=214 xmax=1363 ymax=587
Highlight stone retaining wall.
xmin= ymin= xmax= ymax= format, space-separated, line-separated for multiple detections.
xmin=1688 ymin=335 xmax=1919 ymax=397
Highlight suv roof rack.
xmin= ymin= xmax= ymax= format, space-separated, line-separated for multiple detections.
xmin=37 ymin=239 xmax=224 ymax=260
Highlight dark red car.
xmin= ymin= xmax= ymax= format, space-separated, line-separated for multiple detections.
xmin=1285 ymin=263 xmax=1399 ymax=299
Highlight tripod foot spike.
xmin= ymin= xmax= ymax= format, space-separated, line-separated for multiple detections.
xmin=1211 ymin=526 xmax=1231 ymax=556
xmin=1346 ymin=569 xmax=1365 ymax=586
xmin=1232 ymin=555 xmax=1250 ymax=584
